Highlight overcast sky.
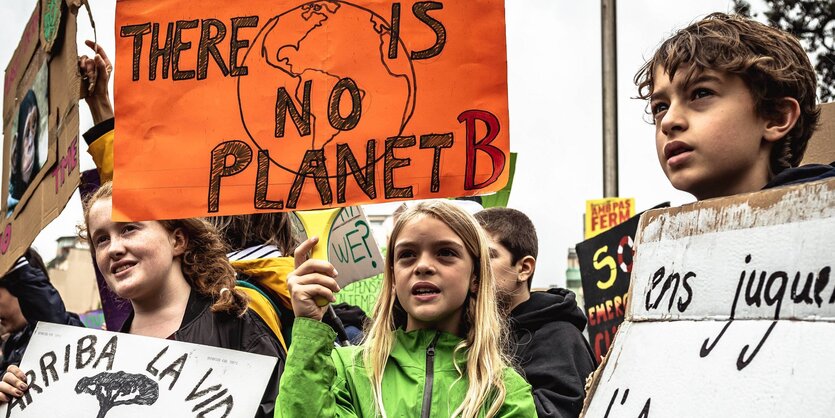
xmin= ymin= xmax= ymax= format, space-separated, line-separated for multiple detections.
xmin=1 ymin=0 xmax=765 ymax=288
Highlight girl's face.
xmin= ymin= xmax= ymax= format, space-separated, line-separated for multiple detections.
xmin=21 ymin=106 xmax=38 ymax=182
xmin=392 ymin=214 xmax=476 ymax=334
xmin=87 ymin=198 xmax=185 ymax=303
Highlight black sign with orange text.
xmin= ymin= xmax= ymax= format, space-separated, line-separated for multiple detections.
xmin=576 ymin=203 xmax=668 ymax=362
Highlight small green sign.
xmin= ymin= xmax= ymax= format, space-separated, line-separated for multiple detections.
xmin=41 ymin=0 xmax=62 ymax=53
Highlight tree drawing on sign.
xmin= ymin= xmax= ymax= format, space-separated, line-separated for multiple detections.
xmin=75 ymin=371 xmax=160 ymax=418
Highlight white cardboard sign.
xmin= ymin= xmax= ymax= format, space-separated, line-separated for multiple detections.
xmin=583 ymin=320 xmax=835 ymax=417
xmin=326 ymin=206 xmax=384 ymax=287
xmin=0 ymin=323 xmax=277 ymax=418
xmin=582 ymin=178 xmax=835 ymax=418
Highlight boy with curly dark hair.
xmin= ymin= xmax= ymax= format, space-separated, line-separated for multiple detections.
xmin=635 ymin=13 xmax=834 ymax=200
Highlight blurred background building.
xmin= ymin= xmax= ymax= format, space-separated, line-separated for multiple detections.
xmin=46 ymin=237 xmax=104 ymax=329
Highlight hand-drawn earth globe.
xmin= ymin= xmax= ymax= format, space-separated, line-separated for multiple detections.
xmin=237 ymin=0 xmax=416 ymax=175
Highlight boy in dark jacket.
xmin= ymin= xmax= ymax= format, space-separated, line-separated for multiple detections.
xmin=475 ymin=208 xmax=596 ymax=418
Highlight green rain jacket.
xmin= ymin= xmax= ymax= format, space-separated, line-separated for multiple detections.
xmin=277 ymin=317 xmax=537 ymax=417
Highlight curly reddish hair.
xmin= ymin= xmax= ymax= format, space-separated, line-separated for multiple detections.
xmin=81 ymin=182 xmax=248 ymax=316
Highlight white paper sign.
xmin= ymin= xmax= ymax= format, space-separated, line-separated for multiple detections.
xmin=327 ymin=206 xmax=384 ymax=287
xmin=295 ymin=206 xmax=384 ymax=289
xmin=0 ymin=323 xmax=278 ymax=418
xmin=582 ymin=179 xmax=835 ymax=418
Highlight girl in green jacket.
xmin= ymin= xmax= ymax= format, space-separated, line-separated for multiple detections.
xmin=281 ymin=200 xmax=536 ymax=418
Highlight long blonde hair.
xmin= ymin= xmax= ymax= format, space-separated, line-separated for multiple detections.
xmin=362 ymin=200 xmax=509 ymax=418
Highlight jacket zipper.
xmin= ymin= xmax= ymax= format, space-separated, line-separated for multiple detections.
xmin=420 ymin=332 xmax=441 ymax=418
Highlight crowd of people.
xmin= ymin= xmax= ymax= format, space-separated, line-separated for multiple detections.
xmin=0 ymin=12 xmax=832 ymax=418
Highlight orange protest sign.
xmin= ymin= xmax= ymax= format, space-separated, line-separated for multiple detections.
xmin=113 ymin=0 xmax=509 ymax=220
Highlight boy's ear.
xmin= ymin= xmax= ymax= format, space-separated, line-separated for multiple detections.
xmin=762 ymin=97 xmax=801 ymax=143
xmin=516 ymin=256 xmax=536 ymax=284
xmin=171 ymin=228 xmax=188 ymax=257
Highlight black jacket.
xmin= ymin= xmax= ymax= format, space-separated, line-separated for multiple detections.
xmin=764 ymin=162 xmax=835 ymax=189
xmin=0 ymin=257 xmax=83 ymax=371
xmin=509 ymin=288 xmax=597 ymax=418
xmin=120 ymin=290 xmax=284 ymax=418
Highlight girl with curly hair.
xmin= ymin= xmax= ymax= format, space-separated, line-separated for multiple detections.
xmin=0 ymin=182 xmax=284 ymax=418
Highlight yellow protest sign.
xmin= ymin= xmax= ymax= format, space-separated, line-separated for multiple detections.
xmin=113 ymin=0 xmax=509 ymax=220
xmin=584 ymin=197 xmax=635 ymax=239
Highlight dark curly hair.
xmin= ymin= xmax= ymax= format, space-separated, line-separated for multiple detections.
xmin=82 ymin=182 xmax=247 ymax=316
xmin=635 ymin=12 xmax=820 ymax=175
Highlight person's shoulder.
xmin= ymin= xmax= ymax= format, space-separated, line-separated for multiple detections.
xmin=764 ymin=163 xmax=835 ymax=189
xmin=502 ymin=365 xmax=532 ymax=391
xmin=528 ymin=320 xmax=583 ymax=342
xmin=179 ymin=297 xmax=282 ymax=356
xmin=235 ymin=309 xmax=284 ymax=354
xmin=333 ymin=343 xmax=363 ymax=357
xmin=236 ymin=308 xmax=273 ymax=331
xmin=497 ymin=368 xmax=538 ymax=418
xmin=3 ymin=256 xmax=46 ymax=290
xmin=511 ymin=288 xmax=587 ymax=332
xmin=332 ymin=345 xmax=364 ymax=368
